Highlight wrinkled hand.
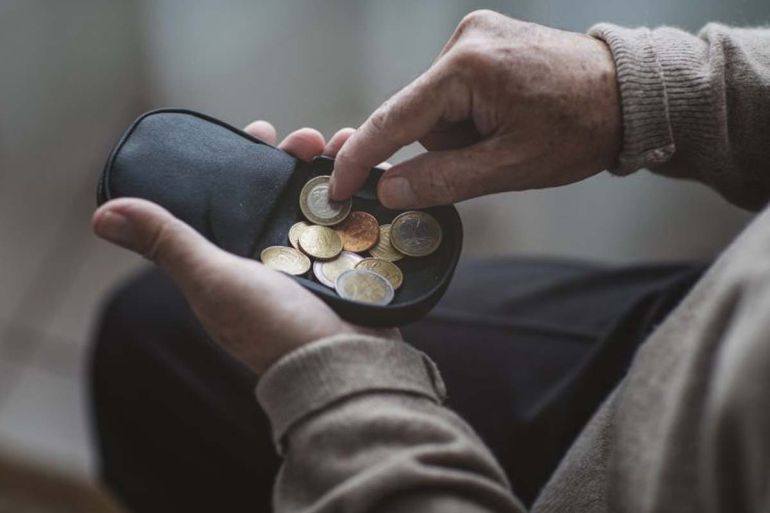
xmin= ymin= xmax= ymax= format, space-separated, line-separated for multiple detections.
xmin=93 ymin=123 xmax=397 ymax=375
xmin=330 ymin=10 xmax=622 ymax=208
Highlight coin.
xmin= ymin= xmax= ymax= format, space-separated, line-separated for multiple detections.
xmin=299 ymin=175 xmax=351 ymax=226
xmin=334 ymin=211 xmax=379 ymax=252
xmin=298 ymin=225 xmax=343 ymax=259
xmin=355 ymin=258 xmax=403 ymax=290
xmin=390 ymin=211 xmax=442 ymax=257
xmin=260 ymin=246 xmax=311 ymax=275
xmin=335 ymin=269 xmax=395 ymax=305
xmin=288 ymin=221 xmax=310 ymax=249
xmin=313 ymin=251 xmax=364 ymax=288
xmin=368 ymin=224 xmax=404 ymax=262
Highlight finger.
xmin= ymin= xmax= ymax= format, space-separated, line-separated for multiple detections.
xmin=92 ymin=198 xmax=228 ymax=288
xmin=278 ymin=127 xmax=326 ymax=161
xmin=330 ymin=67 xmax=450 ymax=200
xmin=377 ymin=143 xmax=498 ymax=209
xmin=244 ymin=120 xmax=278 ymax=145
xmin=323 ymin=127 xmax=355 ymax=158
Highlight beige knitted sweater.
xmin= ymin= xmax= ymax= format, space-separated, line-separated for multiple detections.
xmin=256 ymin=24 xmax=770 ymax=512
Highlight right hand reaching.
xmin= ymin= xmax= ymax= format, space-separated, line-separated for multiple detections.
xmin=329 ymin=10 xmax=623 ymax=209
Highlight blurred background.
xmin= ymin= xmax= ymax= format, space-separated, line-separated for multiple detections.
xmin=0 ymin=0 xmax=767 ymax=508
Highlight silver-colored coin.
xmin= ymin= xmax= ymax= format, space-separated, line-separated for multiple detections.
xmin=335 ymin=269 xmax=394 ymax=305
xmin=299 ymin=175 xmax=351 ymax=226
xmin=312 ymin=251 xmax=364 ymax=288
xmin=390 ymin=210 xmax=443 ymax=257
xmin=260 ymin=246 xmax=311 ymax=275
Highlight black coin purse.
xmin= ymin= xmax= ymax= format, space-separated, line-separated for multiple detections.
xmin=98 ymin=109 xmax=463 ymax=326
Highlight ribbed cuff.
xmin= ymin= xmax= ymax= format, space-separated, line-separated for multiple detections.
xmin=589 ymin=24 xmax=675 ymax=174
xmin=256 ymin=334 xmax=447 ymax=455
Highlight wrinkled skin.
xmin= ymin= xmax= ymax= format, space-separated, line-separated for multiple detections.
xmin=93 ymin=11 xmax=622 ymax=373
xmin=330 ymin=10 xmax=622 ymax=209
xmin=93 ymin=125 xmax=397 ymax=375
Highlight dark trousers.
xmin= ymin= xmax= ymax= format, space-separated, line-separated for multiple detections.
xmin=91 ymin=258 xmax=705 ymax=512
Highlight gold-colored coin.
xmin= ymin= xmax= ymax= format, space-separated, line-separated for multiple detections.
xmin=298 ymin=225 xmax=343 ymax=259
xmin=335 ymin=269 xmax=394 ymax=305
xmin=390 ymin=210 xmax=442 ymax=257
xmin=313 ymin=251 xmax=364 ymax=288
xmin=260 ymin=246 xmax=311 ymax=275
xmin=356 ymin=258 xmax=403 ymax=290
xmin=288 ymin=221 xmax=310 ymax=250
xmin=368 ymin=224 xmax=404 ymax=262
xmin=299 ymin=175 xmax=351 ymax=226
xmin=334 ymin=211 xmax=380 ymax=252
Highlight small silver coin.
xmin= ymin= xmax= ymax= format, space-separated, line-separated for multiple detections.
xmin=312 ymin=251 xmax=364 ymax=288
xmin=334 ymin=269 xmax=395 ymax=305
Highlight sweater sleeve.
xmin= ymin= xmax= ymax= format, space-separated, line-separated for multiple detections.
xmin=256 ymin=334 xmax=526 ymax=513
xmin=589 ymin=23 xmax=770 ymax=211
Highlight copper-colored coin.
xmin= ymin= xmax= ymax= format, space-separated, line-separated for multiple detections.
xmin=368 ymin=224 xmax=404 ymax=262
xmin=288 ymin=221 xmax=310 ymax=250
xmin=355 ymin=258 xmax=403 ymax=290
xmin=334 ymin=211 xmax=379 ymax=252
xmin=260 ymin=246 xmax=311 ymax=275
xmin=298 ymin=225 xmax=343 ymax=259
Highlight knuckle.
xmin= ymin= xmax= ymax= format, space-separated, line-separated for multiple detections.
xmin=458 ymin=9 xmax=498 ymax=32
xmin=368 ymin=104 xmax=391 ymax=134
xmin=144 ymin=218 xmax=184 ymax=262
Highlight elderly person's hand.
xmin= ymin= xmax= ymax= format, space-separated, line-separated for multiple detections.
xmin=92 ymin=123 xmax=397 ymax=375
xmin=330 ymin=10 xmax=622 ymax=209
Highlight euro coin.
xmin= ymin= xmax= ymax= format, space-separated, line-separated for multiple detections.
xmin=260 ymin=246 xmax=311 ymax=275
xmin=313 ymin=251 xmax=364 ymax=288
xmin=298 ymin=225 xmax=343 ymax=259
xmin=299 ymin=175 xmax=351 ymax=226
xmin=390 ymin=210 xmax=442 ymax=257
xmin=334 ymin=211 xmax=379 ymax=252
xmin=288 ymin=221 xmax=310 ymax=250
xmin=335 ymin=269 xmax=394 ymax=305
xmin=368 ymin=224 xmax=404 ymax=262
xmin=355 ymin=258 xmax=403 ymax=290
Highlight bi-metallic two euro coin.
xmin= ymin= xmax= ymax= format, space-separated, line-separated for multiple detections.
xmin=390 ymin=211 xmax=442 ymax=257
xmin=299 ymin=175 xmax=351 ymax=226
xmin=335 ymin=269 xmax=394 ymax=305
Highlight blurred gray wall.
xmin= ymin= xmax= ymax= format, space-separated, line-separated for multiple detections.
xmin=139 ymin=0 xmax=768 ymax=262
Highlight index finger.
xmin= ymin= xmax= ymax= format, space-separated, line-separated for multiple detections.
xmin=329 ymin=68 xmax=448 ymax=200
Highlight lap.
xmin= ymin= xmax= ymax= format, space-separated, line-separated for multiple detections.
xmin=91 ymin=257 xmax=704 ymax=511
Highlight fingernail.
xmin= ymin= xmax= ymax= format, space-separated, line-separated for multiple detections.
xmin=379 ymin=176 xmax=416 ymax=208
xmin=94 ymin=210 xmax=139 ymax=250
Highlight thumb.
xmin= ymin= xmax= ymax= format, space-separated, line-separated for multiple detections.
xmin=377 ymin=145 xmax=494 ymax=209
xmin=92 ymin=198 xmax=225 ymax=285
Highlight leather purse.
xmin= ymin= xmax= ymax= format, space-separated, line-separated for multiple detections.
xmin=98 ymin=109 xmax=463 ymax=326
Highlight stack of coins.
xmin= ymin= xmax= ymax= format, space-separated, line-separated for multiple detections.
xmin=260 ymin=175 xmax=443 ymax=305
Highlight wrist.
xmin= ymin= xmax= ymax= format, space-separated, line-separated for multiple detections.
xmin=591 ymin=36 xmax=623 ymax=171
